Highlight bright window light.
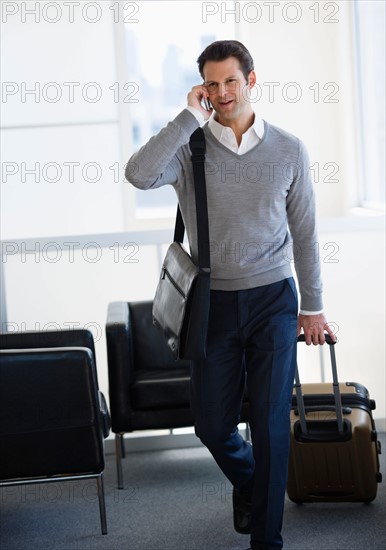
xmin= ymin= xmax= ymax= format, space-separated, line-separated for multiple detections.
xmin=124 ymin=1 xmax=236 ymax=219
xmin=354 ymin=1 xmax=385 ymax=209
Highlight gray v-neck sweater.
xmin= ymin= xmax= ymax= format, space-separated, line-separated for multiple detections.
xmin=127 ymin=109 xmax=323 ymax=311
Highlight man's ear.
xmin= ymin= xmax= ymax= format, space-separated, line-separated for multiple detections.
xmin=248 ymin=70 xmax=257 ymax=88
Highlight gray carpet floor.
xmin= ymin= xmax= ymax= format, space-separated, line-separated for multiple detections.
xmin=0 ymin=434 xmax=385 ymax=550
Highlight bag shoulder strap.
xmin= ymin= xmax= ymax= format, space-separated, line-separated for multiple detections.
xmin=173 ymin=127 xmax=210 ymax=270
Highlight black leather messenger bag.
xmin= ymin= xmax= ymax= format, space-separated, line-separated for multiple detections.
xmin=152 ymin=127 xmax=211 ymax=360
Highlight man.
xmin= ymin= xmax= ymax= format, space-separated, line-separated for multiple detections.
xmin=126 ymin=40 xmax=336 ymax=550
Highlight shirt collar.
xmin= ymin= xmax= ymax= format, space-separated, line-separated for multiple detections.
xmin=207 ymin=111 xmax=265 ymax=141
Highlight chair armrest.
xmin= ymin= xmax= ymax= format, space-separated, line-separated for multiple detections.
xmin=98 ymin=391 xmax=111 ymax=438
xmin=105 ymin=302 xmax=135 ymax=432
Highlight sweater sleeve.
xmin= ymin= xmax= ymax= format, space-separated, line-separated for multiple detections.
xmin=125 ymin=109 xmax=199 ymax=190
xmin=286 ymin=140 xmax=323 ymax=312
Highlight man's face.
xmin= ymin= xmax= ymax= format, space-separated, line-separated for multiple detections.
xmin=202 ymin=56 xmax=255 ymax=123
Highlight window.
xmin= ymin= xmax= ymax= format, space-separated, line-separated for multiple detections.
xmin=354 ymin=1 xmax=385 ymax=209
xmin=124 ymin=0 xmax=235 ymax=219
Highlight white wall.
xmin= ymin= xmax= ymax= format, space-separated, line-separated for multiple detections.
xmin=1 ymin=1 xmax=385 ymax=428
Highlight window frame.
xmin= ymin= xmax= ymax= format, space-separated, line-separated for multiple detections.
xmin=352 ymin=1 xmax=385 ymax=211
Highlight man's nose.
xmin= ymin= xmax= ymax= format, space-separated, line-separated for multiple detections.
xmin=220 ymin=82 xmax=233 ymax=95
xmin=217 ymin=83 xmax=231 ymax=98
xmin=218 ymin=82 xmax=226 ymax=93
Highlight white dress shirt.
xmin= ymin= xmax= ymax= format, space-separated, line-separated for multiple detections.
xmin=187 ymin=105 xmax=264 ymax=153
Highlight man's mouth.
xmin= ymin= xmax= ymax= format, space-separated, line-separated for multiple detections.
xmin=218 ymin=99 xmax=234 ymax=107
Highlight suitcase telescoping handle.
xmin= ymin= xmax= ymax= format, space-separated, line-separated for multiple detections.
xmin=295 ymin=334 xmax=344 ymax=436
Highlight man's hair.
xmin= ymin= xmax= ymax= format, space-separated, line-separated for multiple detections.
xmin=197 ymin=40 xmax=254 ymax=81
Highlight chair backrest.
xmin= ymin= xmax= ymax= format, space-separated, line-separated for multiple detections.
xmin=0 ymin=329 xmax=96 ymax=356
xmin=0 ymin=345 xmax=105 ymax=480
xmin=129 ymin=301 xmax=191 ymax=371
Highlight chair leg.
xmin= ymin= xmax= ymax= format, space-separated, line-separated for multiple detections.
xmin=115 ymin=433 xmax=124 ymax=490
xmin=120 ymin=432 xmax=126 ymax=459
xmin=97 ymin=473 xmax=107 ymax=535
xmin=245 ymin=422 xmax=251 ymax=442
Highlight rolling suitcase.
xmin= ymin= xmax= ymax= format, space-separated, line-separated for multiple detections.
xmin=287 ymin=334 xmax=382 ymax=503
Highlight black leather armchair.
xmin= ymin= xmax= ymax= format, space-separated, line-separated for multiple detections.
xmin=0 ymin=329 xmax=110 ymax=535
xmin=106 ymin=301 xmax=249 ymax=489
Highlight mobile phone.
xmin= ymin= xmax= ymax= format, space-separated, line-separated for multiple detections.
xmin=203 ymin=97 xmax=212 ymax=111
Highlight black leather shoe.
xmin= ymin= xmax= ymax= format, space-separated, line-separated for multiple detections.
xmin=233 ymin=486 xmax=252 ymax=534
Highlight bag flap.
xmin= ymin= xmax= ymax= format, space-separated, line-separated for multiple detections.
xmin=162 ymin=242 xmax=199 ymax=296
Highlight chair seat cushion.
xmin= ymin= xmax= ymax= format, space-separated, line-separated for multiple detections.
xmin=131 ymin=367 xmax=191 ymax=410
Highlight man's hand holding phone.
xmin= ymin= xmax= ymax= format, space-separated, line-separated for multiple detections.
xmin=187 ymin=84 xmax=213 ymax=120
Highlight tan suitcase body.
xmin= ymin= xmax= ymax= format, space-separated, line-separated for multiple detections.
xmin=287 ymin=337 xmax=382 ymax=503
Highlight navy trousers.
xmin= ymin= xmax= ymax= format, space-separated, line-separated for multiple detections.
xmin=190 ymin=278 xmax=298 ymax=549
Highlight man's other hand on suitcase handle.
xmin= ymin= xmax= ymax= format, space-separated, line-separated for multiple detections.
xmin=297 ymin=313 xmax=337 ymax=346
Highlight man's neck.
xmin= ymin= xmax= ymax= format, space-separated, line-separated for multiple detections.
xmin=215 ymin=111 xmax=255 ymax=146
